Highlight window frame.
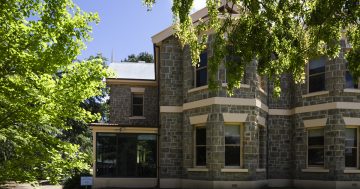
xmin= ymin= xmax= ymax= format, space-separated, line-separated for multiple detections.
xmin=308 ymin=57 xmax=326 ymax=93
xmin=345 ymin=70 xmax=360 ymax=89
xmin=345 ymin=126 xmax=359 ymax=169
xmin=224 ymin=124 xmax=244 ymax=168
xmin=194 ymin=51 xmax=208 ymax=88
xmin=193 ymin=125 xmax=207 ymax=167
xmin=95 ymin=132 xmax=157 ymax=178
xmin=257 ymin=125 xmax=266 ymax=169
xmin=307 ymin=127 xmax=325 ymax=168
xmin=132 ymin=93 xmax=144 ymax=117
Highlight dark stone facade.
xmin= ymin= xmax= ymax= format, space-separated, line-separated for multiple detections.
xmin=155 ymin=35 xmax=360 ymax=188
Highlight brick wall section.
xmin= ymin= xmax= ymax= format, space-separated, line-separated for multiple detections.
xmin=109 ymin=85 xmax=158 ymax=126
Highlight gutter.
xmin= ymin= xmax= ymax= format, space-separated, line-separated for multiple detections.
xmin=154 ymin=44 xmax=161 ymax=189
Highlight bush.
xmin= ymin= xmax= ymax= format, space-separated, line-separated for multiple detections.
xmin=63 ymin=170 xmax=92 ymax=189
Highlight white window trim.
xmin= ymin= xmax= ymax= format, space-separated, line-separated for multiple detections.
xmin=258 ymin=125 xmax=266 ymax=169
xmin=345 ymin=126 xmax=359 ymax=170
xmin=132 ymin=93 xmax=144 ymax=117
xmin=344 ymin=70 xmax=360 ymax=90
xmin=224 ymin=123 xmax=244 ymax=169
xmin=306 ymin=127 xmax=325 ymax=168
xmin=194 ymin=51 xmax=208 ymax=88
xmin=193 ymin=125 xmax=207 ymax=168
xmin=307 ymin=58 xmax=326 ymax=94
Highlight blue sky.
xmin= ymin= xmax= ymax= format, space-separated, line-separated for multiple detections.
xmin=73 ymin=0 xmax=206 ymax=63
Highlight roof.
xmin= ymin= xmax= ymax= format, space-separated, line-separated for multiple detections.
xmin=108 ymin=62 xmax=155 ymax=80
xmin=151 ymin=0 xmax=234 ymax=44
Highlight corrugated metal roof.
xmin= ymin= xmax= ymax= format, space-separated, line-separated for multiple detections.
xmin=108 ymin=62 xmax=155 ymax=80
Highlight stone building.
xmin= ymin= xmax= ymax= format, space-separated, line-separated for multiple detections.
xmin=91 ymin=6 xmax=360 ymax=189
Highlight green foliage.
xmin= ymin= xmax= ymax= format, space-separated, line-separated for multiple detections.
xmin=146 ymin=0 xmax=360 ymax=96
xmin=122 ymin=52 xmax=154 ymax=63
xmin=62 ymin=169 xmax=92 ymax=189
xmin=60 ymin=54 xmax=110 ymax=166
xmin=0 ymin=0 xmax=110 ymax=184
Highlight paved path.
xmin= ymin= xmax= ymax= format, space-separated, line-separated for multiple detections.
xmin=2 ymin=183 xmax=62 ymax=189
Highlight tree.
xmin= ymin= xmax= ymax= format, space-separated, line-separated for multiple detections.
xmin=122 ymin=51 xmax=154 ymax=63
xmin=144 ymin=0 xmax=359 ymax=95
xmin=60 ymin=53 xmax=110 ymax=166
xmin=0 ymin=0 xmax=110 ymax=184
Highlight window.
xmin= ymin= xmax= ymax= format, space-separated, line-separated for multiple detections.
xmin=345 ymin=127 xmax=358 ymax=168
xmin=195 ymin=126 xmax=206 ymax=166
xmin=132 ymin=94 xmax=143 ymax=116
xmin=258 ymin=126 xmax=266 ymax=169
xmin=307 ymin=128 xmax=324 ymax=167
xmin=308 ymin=57 xmax=326 ymax=93
xmin=96 ymin=133 xmax=157 ymax=177
xmin=225 ymin=125 xmax=243 ymax=167
xmin=195 ymin=51 xmax=207 ymax=87
xmin=345 ymin=71 xmax=359 ymax=89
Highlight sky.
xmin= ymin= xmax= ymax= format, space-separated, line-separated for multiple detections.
xmin=73 ymin=0 xmax=206 ymax=63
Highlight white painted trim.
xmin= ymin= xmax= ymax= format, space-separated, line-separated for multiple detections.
xmin=220 ymin=168 xmax=248 ymax=172
xmin=92 ymin=126 xmax=158 ymax=134
xmin=183 ymin=97 xmax=268 ymax=111
xmin=344 ymin=88 xmax=360 ymax=93
xmin=221 ymin=83 xmax=250 ymax=88
xmin=302 ymin=91 xmax=329 ymax=98
xmin=301 ymin=168 xmax=330 ymax=173
xmin=164 ymin=99 xmax=360 ymax=115
xmin=295 ymin=102 xmax=337 ymax=114
xmin=128 ymin=116 xmax=146 ymax=120
xmin=130 ymin=87 xmax=145 ymax=93
xmin=269 ymin=109 xmax=294 ymax=116
xmin=344 ymin=169 xmax=360 ymax=173
xmin=189 ymin=114 xmax=209 ymax=125
xmin=343 ymin=117 xmax=360 ymax=125
xmin=188 ymin=85 xmax=209 ymax=93
xmin=257 ymin=116 xmax=266 ymax=126
xmin=303 ymin=118 xmax=327 ymax=128
xmin=337 ymin=102 xmax=360 ymax=110
xmin=187 ymin=168 xmax=209 ymax=172
xmin=160 ymin=106 xmax=183 ymax=113
xmin=152 ymin=7 xmax=208 ymax=44
xmin=222 ymin=113 xmax=248 ymax=123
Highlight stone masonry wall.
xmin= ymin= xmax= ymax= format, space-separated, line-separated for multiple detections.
xmin=109 ymin=85 xmax=158 ymax=126
xmin=293 ymin=40 xmax=360 ymax=182
xmin=159 ymin=36 xmax=184 ymax=178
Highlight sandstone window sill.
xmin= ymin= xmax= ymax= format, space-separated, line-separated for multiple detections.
xmin=302 ymin=91 xmax=329 ymax=98
xmin=301 ymin=168 xmax=329 ymax=173
xmin=187 ymin=168 xmax=209 ymax=172
xmin=344 ymin=88 xmax=360 ymax=93
xmin=256 ymin=168 xmax=266 ymax=172
xmin=188 ymin=85 xmax=208 ymax=93
xmin=344 ymin=169 xmax=360 ymax=174
xmin=221 ymin=168 xmax=248 ymax=173
xmin=128 ymin=116 xmax=146 ymax=120
xmin=188 ymin=83 xmax=251 ymax=94
xmin=221 ymin=83 xmax=250 ymax=89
